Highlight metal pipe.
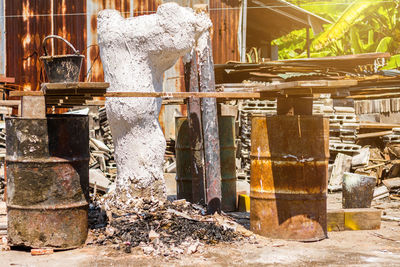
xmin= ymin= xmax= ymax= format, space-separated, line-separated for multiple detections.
xmin=241 ymin=0 xmax=248 ymax=62
xmin=184 ymin=51 xmax=206 ymax=205
xmin=198 ymin=32 xmax=222 ymax=214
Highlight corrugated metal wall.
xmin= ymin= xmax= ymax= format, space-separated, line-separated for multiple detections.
xmin=210 ymin=0 xmax=240 ymax=64
xmin=2 ymin=0 xmax=240 ymax=137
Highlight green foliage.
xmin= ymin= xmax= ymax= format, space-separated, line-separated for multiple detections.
xmin=382 ymin=55 xmax=400 ymax=70
xmin=273 ymin=0 xmax=400 ymax=69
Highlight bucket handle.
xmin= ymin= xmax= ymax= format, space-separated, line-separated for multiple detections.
xmin=42 ymin=35 xmax=80 ymax=56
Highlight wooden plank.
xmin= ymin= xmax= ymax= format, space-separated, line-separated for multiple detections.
xmin=11 ymin=91 xmax=263 ymax=99
xmin=360 ymin=122 xmax=400 ymax=129
xmin=10 ymin=91 xmax=43 ymax=97
xmin=382 ymin=178 xmax=400 ymax=190
xmin=357 ymin=131 xmax=392 ymax=139
xmin=242 ymin=80 xmax=357 ymax=93
xmin=0 ymin=75 xmax=15 ymax=83
xmin=0 ymin=100 xmax=21 ymax=106
xmin=328 ymin=208 xmax=381 ymax=231
xmin=327 ymin=209 xmax=345 ymax=232
xmin=344 ymin=208 xmax=381 ymax=231
xmin=21 ymin=96 xmax=46 ymax=118
xmin=104 ymin=92 xmax=263 ymax=98
xmin=345 ymin=92 xmax=400 ymax=100
xmin=41 ymin=82 xmax=109 ymax=90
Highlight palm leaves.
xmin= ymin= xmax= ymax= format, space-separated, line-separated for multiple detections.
xmin=312 ymin=0 xmax=387 ymax=50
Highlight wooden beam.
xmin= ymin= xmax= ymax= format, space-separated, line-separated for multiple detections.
xmin=328 ymin=208 xmax=381 ymax=231
xmin=357 ymin=130 xmax=392 ymax=139
xmin=360 ymin=122 xmax=400 ymax=129
xmin=10 ymin=91 xmax=263 ymax=99
xmin=0 ymin=100 xmax=21 ymax=106
xmin=0 ymin=75 xmax=15 ymax=83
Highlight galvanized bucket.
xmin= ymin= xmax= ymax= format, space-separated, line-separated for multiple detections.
xmin=342 ymin=172 xmax=376 ymax=208
xmin=40 ymin=35 xmax=84 ymax=83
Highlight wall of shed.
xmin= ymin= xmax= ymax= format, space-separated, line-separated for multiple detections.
xmin=2 ymin=0 xmax=240 ymax=137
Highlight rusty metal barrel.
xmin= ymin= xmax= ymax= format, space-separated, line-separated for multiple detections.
xmin=175 ymin=115 xmax=237 ymax=211
xmin=250 ymin=115 xmax=329 ymax=241
xmin=175 ymin=117 xmax=192 ymax=202
xmin=6 ymin=115 xmax=89 ymax=249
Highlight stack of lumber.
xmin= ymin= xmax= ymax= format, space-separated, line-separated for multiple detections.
xmin=215 ymin=53 xmax=391 ymax=85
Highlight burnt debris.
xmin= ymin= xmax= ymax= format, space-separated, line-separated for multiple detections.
xmin=88 ymin=198 xmax=246 ymax=256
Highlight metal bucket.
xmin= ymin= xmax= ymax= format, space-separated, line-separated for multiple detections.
xmin=6 ymin=115 xmax=89 ymax=249
xmin=342 ymin=173 xmax=376 ymax=208
xmin=250 ymin=115 xmax=329 ymax=241
xmin=175 ymin=115 xmax=237 ymax=211
xmin=40 ymin=35 xmax=84 ymax=83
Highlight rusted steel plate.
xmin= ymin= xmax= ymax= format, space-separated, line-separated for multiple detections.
xmin=53 ymin=0 xmax=86 ymax=82
xmin=6 ymin=115 xmax=89 ymax=249
xmin=209 ymin=0 xmax=240 ymax=64
xmin=6 ymin=0 xmax=52 ymax=91
xmin=250 ymin=115 xmax=329 ymax=241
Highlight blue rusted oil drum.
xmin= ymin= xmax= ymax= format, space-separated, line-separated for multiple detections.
xmin=6 ymin=115 xmax=89 ymax=249
xmin=175 ymin=115 xmax=237 ymax=211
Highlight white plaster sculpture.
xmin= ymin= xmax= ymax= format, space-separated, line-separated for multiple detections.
xmin=97 ymin=3 xmax=212 ymax=202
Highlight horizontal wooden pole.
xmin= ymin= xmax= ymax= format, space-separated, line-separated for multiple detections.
xmin=11 ymin=91 xmax=263 ymax=99
xmin=360 ymin=122 xmax=400 ymax=129
xmin=357 ymin=130 xmax=392 ymax=139
xmin=0 ymin=100 xmax=21 ymax=106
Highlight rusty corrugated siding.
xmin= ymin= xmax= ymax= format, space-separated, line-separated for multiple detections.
xmin=5 ymin=0 xmax=240 ymax=89
xmin=53 ymin=0 xmax=86 ymax=82
xmin=86 ymin=0 xmax=132 ymax=82
xmin=6 ymin=0 xmax=52 ymax=91
xmin=210 ymin=0 xmax=240 ymax=64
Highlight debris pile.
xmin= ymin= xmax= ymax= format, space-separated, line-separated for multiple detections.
xmin=88 ymin=107 xmax=117 ymax=185
xmin=88 ymin=198 xmax=249 ymax=256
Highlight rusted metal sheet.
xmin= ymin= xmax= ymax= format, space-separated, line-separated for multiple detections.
xmin=53 ymin=0 xmax=86 ymax=82
xmin=185 ymin=54 xmax=206 ymax=205
xmin=6 ymin=0 xmax=52 ymax=91
xmin=210 ymin=0 xmax=240 ymax=64
xmin=0 ymin=0 xmax=5 ymax=75
xmin=250 ymin=115 xmax=329 ymax=241
xmin=6 ymin=115 xmax=89 ymax=249
xmin=199 ymin=33 xmax=222 ymax=214
xmin=86 ymin=0 xmax=131 ymax=83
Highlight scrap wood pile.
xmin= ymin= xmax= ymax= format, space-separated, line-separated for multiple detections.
xmin=88 ymin=198 xmax=252 ymax=256
xmin=215 ymin=52 xmax=391 ymax=85
xmin=329 ymin=142 xmax=400 ymax=200
xmin=89 ymin=107 xmax=117 ymax=188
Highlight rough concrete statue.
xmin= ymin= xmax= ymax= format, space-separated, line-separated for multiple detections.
xmin=97 ymin=3 xmax=212 ymax=203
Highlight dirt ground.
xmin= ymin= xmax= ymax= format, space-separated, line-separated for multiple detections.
xmin=1 ymin=192 xmax=400 ymax=267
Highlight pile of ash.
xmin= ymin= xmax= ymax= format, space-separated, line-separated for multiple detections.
xmin=88 ymin=198 xmax=251 ymax=256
